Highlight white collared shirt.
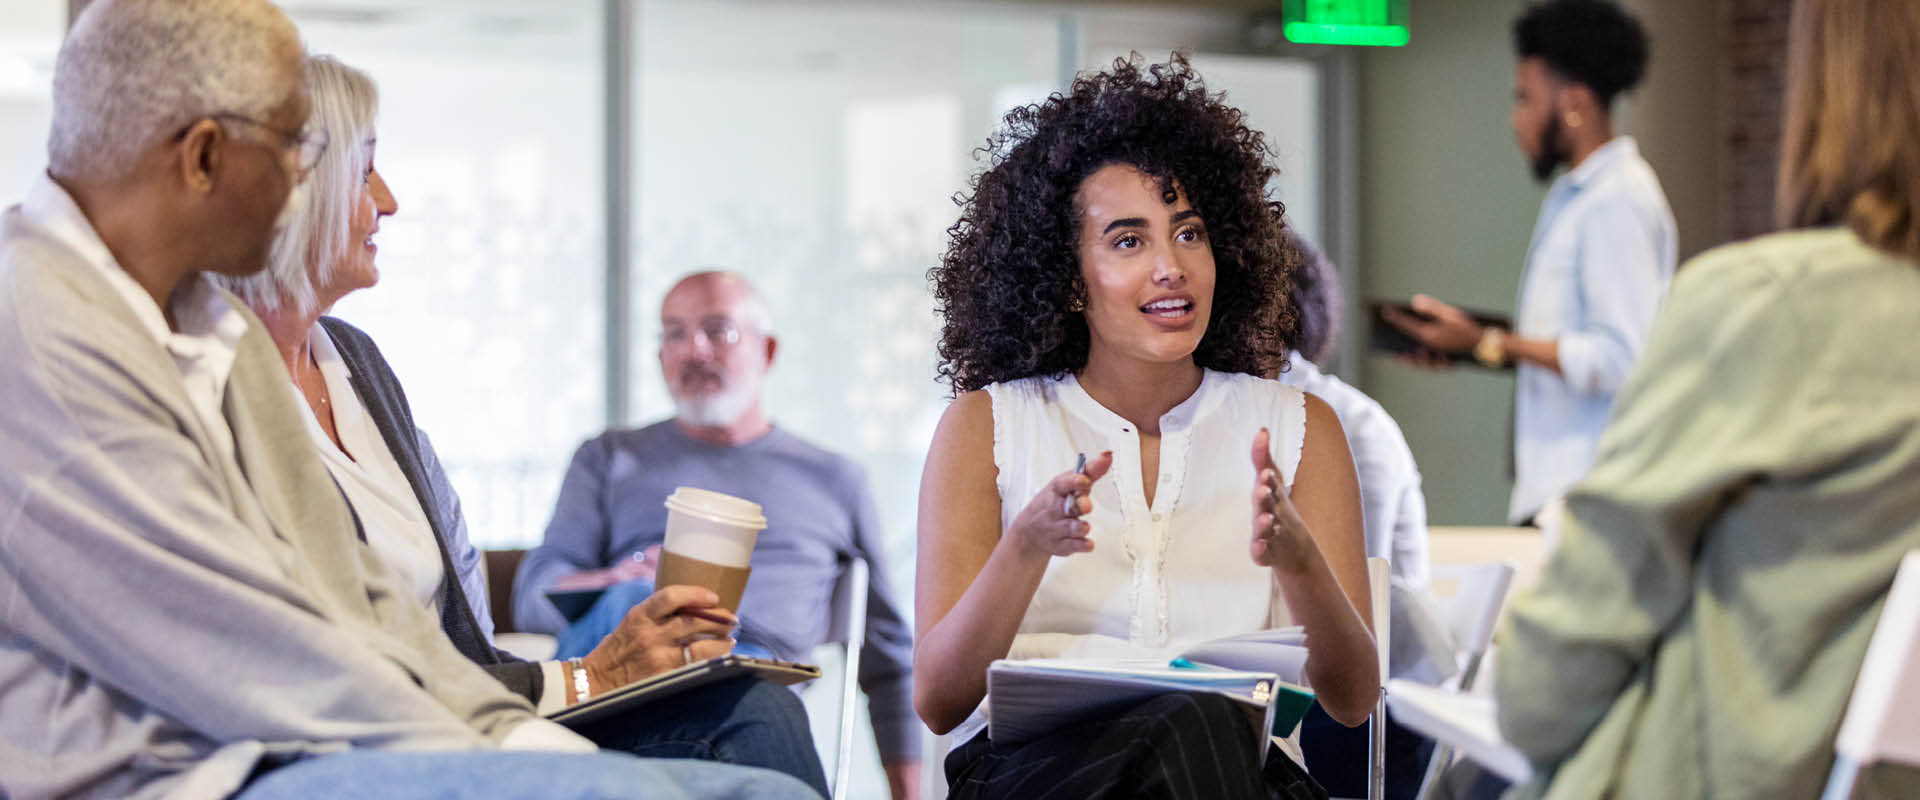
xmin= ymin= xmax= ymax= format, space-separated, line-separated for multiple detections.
xmin=1511 ymin=137 xmax=1677 ymax=523
xmin=296 ymin=325 xmax=447 ymax=614
xmin=20 ymin=173 xmax=247 ymax=457
xmin=1277 ymin=353 xmax=1428 ymax=586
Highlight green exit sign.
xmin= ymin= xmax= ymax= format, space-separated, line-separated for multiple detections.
xmin=1283 ymin=0 xmax=1410 ymax=47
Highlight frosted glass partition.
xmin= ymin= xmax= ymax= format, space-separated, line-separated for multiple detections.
xmin=0 ymin=0 xmax=61 ymax=202
xmin=296 ymin=1 xmax=607 ymax=549
xmin=1085 ymin=48 xmax=1325 ymax=247
xmin=628 ymin=0 xmax=1062 ymax=582
xmin=629 ymin=8 xmax=1061 ymax=792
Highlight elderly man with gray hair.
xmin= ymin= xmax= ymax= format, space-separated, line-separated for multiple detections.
xmin=516 ymin=270 xmax=924 ymax=799
xmin=0 ymin=1 xmax=817 ymax=798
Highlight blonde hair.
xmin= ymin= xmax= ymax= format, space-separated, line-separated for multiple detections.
xmin=218 ymin=55 xmax=379 ymax=315
xmin=1775 ymin=0 xmax=1920 ymax=263
xmin=51 ymin=0 xmax=303 ymax=182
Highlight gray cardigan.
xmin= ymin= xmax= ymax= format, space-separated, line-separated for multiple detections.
xmin=0 ymin=208 xmax=537 ymax=800
xmin=318 ymin=316 xmax=544 ymax=701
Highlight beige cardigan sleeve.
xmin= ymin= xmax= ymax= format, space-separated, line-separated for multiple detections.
xmin=0 ymin=269 xmax=535 ymax=753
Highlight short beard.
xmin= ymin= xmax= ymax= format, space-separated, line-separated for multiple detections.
xmin=1530 ymin=114 xmax=1567 ymax=183
xmin=672 ymin=384 xmax=757 ymax=428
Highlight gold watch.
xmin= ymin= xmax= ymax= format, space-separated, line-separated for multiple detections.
xmin=1473 ymin=327 xmax=1510 ymax=368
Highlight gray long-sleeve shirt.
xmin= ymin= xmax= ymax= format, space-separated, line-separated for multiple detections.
xmin=514 ymin=422 xmax=919 ymax=762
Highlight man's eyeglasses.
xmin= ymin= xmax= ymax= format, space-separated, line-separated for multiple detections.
xmin=661 ymin=319 xmax=746 ymax=349
xmin=187 ymin=113 xmax=330 ymax=183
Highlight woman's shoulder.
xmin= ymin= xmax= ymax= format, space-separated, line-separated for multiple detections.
xmin=979 ymin=373 xmax=1066 ymax=403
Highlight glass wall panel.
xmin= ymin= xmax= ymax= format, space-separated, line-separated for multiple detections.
xmin=629 ymin=5 xmax=1062 ymax=792
xmin=1083 ymin=46 xmax=1325 ymax=247
xmin=0 ymin=0 xmax=61 ymax=202
xmin=629 ymin=0 xmax=1062 ymax=592
xmin=294 ymin=0 xmax=607 ymax=548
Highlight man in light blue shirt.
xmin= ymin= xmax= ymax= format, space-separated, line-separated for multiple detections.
xmin=1384 ymin=0 xmax=1676 ymax=524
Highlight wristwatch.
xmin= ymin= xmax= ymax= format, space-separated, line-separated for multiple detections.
xmin=1473 ymin=327 xmax=1510 ymax=368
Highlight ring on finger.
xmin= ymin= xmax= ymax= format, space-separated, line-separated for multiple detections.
xmin=682 ymin=644 xmax=693 ymax=666
xmin=1062 ymin=491 xmax=1076 ymax=518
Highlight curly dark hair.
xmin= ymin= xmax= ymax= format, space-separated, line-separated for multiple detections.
xmin=931 ymin=54 xmax=1298 ymax=394
xmin=1513 ymin=0 xmax=1650 ymax=108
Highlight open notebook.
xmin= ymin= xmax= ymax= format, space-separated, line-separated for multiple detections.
xmin=986 ymin=628 xmax=1316 ymax=753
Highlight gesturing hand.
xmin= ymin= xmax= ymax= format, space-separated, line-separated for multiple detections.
xmin=1007 ymin=450 xmax=1114 ymax=558
xmin=1250 ymin=428 xmax=1313 ymax=571
xmin=581 ymin=584 xmax=737 ymax=693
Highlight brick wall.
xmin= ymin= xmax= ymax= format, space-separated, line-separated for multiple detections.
xmin=1722 ymin=0 xmax=1793 ymax=242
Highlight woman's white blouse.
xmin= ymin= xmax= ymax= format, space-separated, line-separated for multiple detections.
xmin=950 ymin=369 xmax=1310 ymax=749
xmin=988 ymin=369 xmax=1306 ymax=656
xmin=295 ymin=325 xmax=446 ymax=613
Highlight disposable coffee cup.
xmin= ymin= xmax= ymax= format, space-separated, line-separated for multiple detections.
xmin=655 ymin=487 xmax=766 ymax=613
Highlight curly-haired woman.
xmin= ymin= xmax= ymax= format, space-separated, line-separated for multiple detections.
xmin=912 ymin=55 xmax=1379 ymax=799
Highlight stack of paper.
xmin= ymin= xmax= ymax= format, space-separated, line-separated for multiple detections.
xmin=1176 ymin=626 xmax=1309 ymax=678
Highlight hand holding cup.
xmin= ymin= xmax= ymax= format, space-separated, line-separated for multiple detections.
xmin=581 ymin=584 xmax=738 ymax=691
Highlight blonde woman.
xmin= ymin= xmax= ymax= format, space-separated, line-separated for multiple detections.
xmin=215 ymin=55 xmax=828 ymax=795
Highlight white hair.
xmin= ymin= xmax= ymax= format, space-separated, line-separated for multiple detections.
xmin=215 ymin=55 xmax=378 ymax=315
xmin=50 ymin=0 xmax=303 ymax=183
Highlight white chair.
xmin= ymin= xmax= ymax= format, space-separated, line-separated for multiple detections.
xmin=1334 ymin=557 xmax=1393 ymax=800
xmin=1426 ymin=562 xmax=1517 ymax=690
xmin=1426 ymin=527 xmax=1548 ymax=595
xmin=821 ymin=556 xmax=870 ymax=800
xmin=1821 ymin=550 xmax=1920 ymax=800
xmin=1414 ymin=561 xmax=1518 ymax=800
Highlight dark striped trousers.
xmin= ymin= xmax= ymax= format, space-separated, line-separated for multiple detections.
xmin=945 ymin=692 xmax=1328 ymax=800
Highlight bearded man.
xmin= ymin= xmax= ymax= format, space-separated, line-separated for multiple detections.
xmin=515 ymin=270 xmax=922 ymax=800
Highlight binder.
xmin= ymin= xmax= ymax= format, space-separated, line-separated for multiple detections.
xmin=1367 ymin=299 xmax=1515 ymax=370
xmin=985 ymin=658 xmax=1316 ymax=753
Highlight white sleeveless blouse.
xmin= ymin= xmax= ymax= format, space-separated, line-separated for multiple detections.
xmin=990 ymin=368 xmax=1306 ymax=652
xmin=952 ymin=369 xmax=1310 ymax=748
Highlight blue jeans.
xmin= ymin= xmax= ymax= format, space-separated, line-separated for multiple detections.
xmin=555 ymin=579 xmax=774 ymax=661
xmin=549 ymin=582 xmax=822 ymax=792
xmin=237 ymin=749 xmax=820 ymax=799
xmin=568 ymin=675 xmax=829 ymax=797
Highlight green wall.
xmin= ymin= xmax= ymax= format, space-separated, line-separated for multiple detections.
xmin=1355 ymin=1 xmax=1540 ymax=524
xmin=1351 ymin=0 xmax=1722 ymax=525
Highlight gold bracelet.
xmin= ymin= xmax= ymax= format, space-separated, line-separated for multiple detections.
xmin=1474 ymin=327 xmax=1510 ymax=368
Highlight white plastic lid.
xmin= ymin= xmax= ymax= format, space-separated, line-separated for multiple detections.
xmin=663 ymin=486 xmax=766 ymax=530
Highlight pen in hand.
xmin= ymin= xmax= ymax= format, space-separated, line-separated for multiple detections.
xmin=1063 ymin=452 xmax=1086 ymax=516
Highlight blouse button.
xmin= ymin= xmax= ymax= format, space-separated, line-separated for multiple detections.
xmin=1151 ymin=512 xmax=1163 ymax=523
